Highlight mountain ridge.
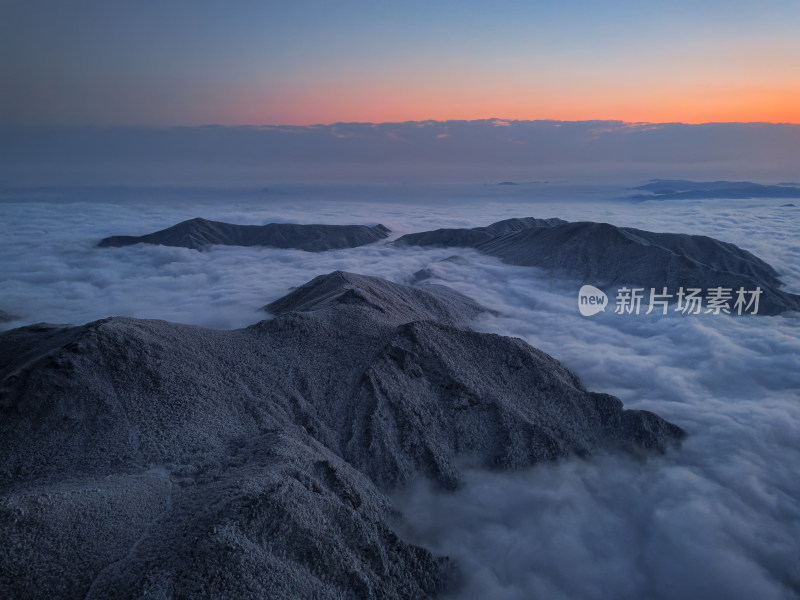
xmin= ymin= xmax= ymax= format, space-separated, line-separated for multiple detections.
xmin=98 ymin=219 xmax=391 ymax=251
xmin=0 ymin=271 xmax=684 ymax=599
xmin=397 ymin=218 xmax=800 ymax=315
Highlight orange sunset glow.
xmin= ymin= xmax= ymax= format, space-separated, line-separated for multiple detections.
xmin=226 ymin=81 xmax=800 ymax=126
xmin=3 ymin=1 xmax=799 ymax=127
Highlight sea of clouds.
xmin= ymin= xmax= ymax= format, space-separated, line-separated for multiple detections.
xmin=1 ymin=182 xmax=799 ymax=599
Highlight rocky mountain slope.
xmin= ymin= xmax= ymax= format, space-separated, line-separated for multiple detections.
xmin=0 ymin=272 xmax=684 ymax=599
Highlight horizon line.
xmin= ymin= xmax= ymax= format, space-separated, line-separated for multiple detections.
xmin=3 ymin=118 xmax=800 ymax=129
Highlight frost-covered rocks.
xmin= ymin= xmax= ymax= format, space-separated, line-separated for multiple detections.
xmin=0 ymin=271 xmax=684 ymax=599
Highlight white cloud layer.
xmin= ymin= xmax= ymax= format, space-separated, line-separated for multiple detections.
xmin=1 ymin=183 xmax=798 ymax=598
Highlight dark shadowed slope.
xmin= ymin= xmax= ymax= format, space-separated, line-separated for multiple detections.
xmin=97 ymin=218 xmax=391 ymax=251
xmin=397 ymin=218 xmax=800 ymax=315
xmin=631 ymin=179 xmax=800 ymax=200
xmin=0 ymin=272 xmax=683 ymax=599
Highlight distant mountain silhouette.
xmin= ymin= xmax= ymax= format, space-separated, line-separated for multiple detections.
xmin=631 ymin=179 xmax=800 ymax=200
xmin=98 ymin=218 xmax=390 ymax=251
xmin=397 ymin=218 xmax=800 ymax=315
xmin=396 ymin=217 xmax=567 ymax=248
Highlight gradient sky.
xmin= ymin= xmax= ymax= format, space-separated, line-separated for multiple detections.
xmin=2 ymin=0 xmax=799 ymax=126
